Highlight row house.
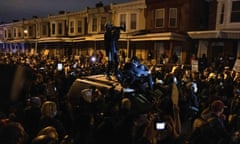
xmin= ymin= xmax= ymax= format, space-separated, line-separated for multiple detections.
xmin=0 ymin=0 xmax=148 ymax=62
xmin=75 ymin=0 xmax=147 ymax=61
xmin=110 ymin=0 xmax=147 ymax=60
xmin=1 ymin=21 xmax=26 ymax=54
xmin=38 ymin=11 xmax=74 ymax=57
xmin=0 ymin=17 xmax=38 ymax=55
xmin=37 ymin=4 xmax=124 ymax=59
xmin=144 ymin=0 xmax=209 ymax=64
xmin=67 ymin=10 xmax=88 ymax=56
xmin=188 ymin=0 xmax=240 ymax=67
xmin=0 ymin=0 xmax=224 ymax=66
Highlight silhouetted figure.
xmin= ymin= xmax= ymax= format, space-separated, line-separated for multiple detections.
xmin=104 ymin=23 xmax=125 ymax=80
xmin=169 ymin=52 xmax=179 ymax=64
xmin=198 ymin=54 xmax=208 ymax=73
xmin=147 ymin=50 xmax=153 ymax=64
xmin=0 ymin=120 xmax=28 ymax=144
xmin=117 ymin=56 xmax=153 ymax=91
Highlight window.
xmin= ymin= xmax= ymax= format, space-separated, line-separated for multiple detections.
xmin=13 ymin=28 xmax=17 ymax=37
xmin=155 ymin=8 xmax=165 ymax=28
xmin=169 ymin=8 xmax=177 ymax=28
xmin=92 ymin=17 xmax=97 ymax=32
xmin=120 ymin=14 xmax=126 ymax=26
xmin=42 ymin=24 xmax=47 ymax=36
xmin=8 ymin=29 xmax=11 ymax=38
xmin=70 ymin=21 xmax=74 ymax=33
xmin=130 ymin=13 xmax=137 ymax=30
xmin=77 ymin=20 xmax=82 ymax=33
xmin=231 ymin=1 xmax=240 ymax=22
xmin=18 ymin=31 xmax=21 ymax=37
xmin=4 ymin=30 xmax=7 ymax=38
xmin=52 ymin=23 xmax=55 ymax=35
xmin=58 ymin=23 xmax=63 ymax=35
xmin=220 ymin=4 xmax=224 ymax=24
xmin=100 ymin=17 xmax=107 ymax=32
xmin=29 ymin=26 xmax=33 ymax=37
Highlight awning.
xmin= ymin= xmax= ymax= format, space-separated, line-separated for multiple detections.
xmin=72 ymin=36 xmax=86 ymax=42
xmin=77 ymin=32 xmax=187 ymax=42
xmin=38 ymin=37 xmax=73 ymax=43
xmin=129 ymin=32 xmax=187 ymax=41
xmin=7 ymin=39 xmax=37 ymax=43
xmin=84 ymin=34 xmax=104 ymax=41
xmin=188 ymin=30 xmax=240 ymax=39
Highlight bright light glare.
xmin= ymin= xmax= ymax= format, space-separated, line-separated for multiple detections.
xmin=24 ymin=29 xmax=28 ymax=34
xmin=91 ymin=56 xmax=96 ymax=62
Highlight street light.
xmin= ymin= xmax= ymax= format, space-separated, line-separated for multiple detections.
xmin=24 ymin=29 xmax=28 ymax=36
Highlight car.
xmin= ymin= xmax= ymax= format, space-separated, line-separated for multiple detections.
xmin=67 ymin=74 xmax=153 ymax=115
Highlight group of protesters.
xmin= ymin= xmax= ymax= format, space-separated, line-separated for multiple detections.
xmin=0 ymin=52 xmax=240 ymax=144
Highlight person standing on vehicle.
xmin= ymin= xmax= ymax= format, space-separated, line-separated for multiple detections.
xmin=104 ymin=23 xmax=125 ymax=80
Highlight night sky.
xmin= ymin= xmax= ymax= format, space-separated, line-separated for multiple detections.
xmin=0 ymin=0 xmax=130 ymax=23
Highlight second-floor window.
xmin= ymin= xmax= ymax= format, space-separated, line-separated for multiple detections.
xmin=29 ymin=26 xmax=33 ymax=37
xmin=52 ymin=23 xmax=55 ymax=35
xmin=77 ymin=20 xmax=82 ymax=33
xmin=120 ymin=14 xmax=126 ymax=26
xmin=70 ymin=21 xmax=74 ymax=33
xmin=13 ymin=28 xmax=17 ymax=38
xmin=4 ymin=30 xmax=7 ymax=38
xmin=18 ymin=31 xmax=21 ymax=37
xmin=130 ymin=13 xmax=137 ymax=30
xmin=220 ymin=4 xmax=225 ymax=24
xmin=101 ymin=17 xmax=107 ymax=32
xmin=58 ymin=23 xmax=63 ymax=35
xmin=155 ymin=8 xmax=165 ymax=28
xmin=92 ymin=17 xmax=97 ymax=32
xmin=231 ymin=1 xmax=240 ymax=22
xmin=169 ymin=8 xmax=177 ymax=28
xmin=42 ymin=24 xmax=48 ymax=36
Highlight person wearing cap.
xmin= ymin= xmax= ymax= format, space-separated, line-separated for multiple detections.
xmin=210 ymin=100 xmax=227 ymax=119
xmin=190 ymin=100 xmax=231 ymax=144
xmin=206 ymin=100 xmax=231 ymax=143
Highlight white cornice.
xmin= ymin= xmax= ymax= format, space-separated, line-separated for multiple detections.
xmin=188 ymin=30 xmax=240 ymax=39
xmin=111 ymin=0 xmax=146 ymax=11
xmin=67 ymin=10 xmax=88 ymax=17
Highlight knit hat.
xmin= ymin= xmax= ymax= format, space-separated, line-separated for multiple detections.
xmin=210 ymin=100 xmax=226 ymax=112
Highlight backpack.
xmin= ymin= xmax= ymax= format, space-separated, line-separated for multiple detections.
xmin=189 ymin=117 xmax=218 ymax=144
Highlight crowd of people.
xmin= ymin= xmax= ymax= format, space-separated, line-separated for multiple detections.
xmin=0 ymin=53 xmax=240 ymax=144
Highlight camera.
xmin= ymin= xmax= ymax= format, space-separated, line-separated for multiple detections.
xmin=154 ymin=121 xmax=166 ymax=131
xmin=57 ymin=63 xmax=63 ymax=71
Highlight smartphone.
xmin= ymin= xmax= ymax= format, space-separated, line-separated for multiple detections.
xmin=57 ymin=63 xmax=63 ymax=71
xmin=155 ymin=121 xmax=166 ymax=131
xmin=39 ymin=67 xmax=45 ymax=70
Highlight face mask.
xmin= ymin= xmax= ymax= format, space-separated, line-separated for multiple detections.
xmin=173 ymin=77 xmax=178 ymax=84
xmin=52 ymin=111 xmax=57 ymax=118
xmin=81 ymin=89 xmax=93 ymax=103
xmin=192 ymin=82 xmax=198 ymax=93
